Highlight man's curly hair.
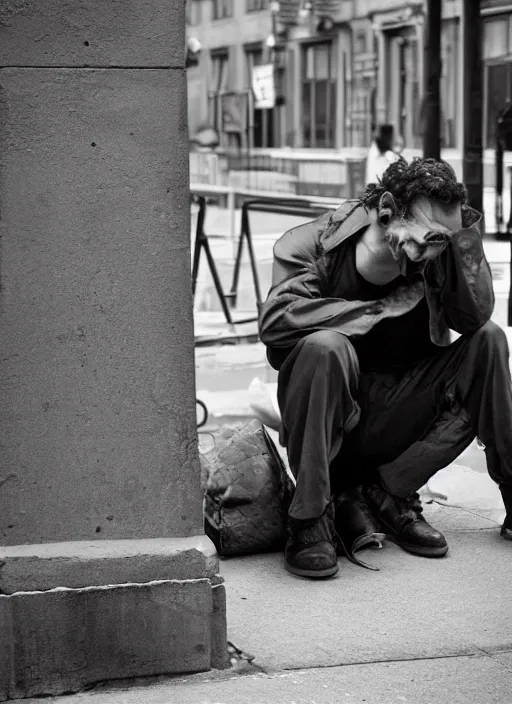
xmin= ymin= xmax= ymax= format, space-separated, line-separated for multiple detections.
xmin=361 ymin=156 xmax=468 ymax=214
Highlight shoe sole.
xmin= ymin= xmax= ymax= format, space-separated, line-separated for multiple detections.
xmin=285 ymin=561 xmax=339 ymax=579
xmin=387 ymin=534 xmax=448 ymax=558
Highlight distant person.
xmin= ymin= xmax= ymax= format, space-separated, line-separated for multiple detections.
xmin=365 ymin=125 xmax=401 ymax=186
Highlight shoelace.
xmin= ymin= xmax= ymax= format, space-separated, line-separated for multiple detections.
xmin=293 ymin=499 xmax=388 ymax=572
xmin=395 ymin=494 xmax=422 ymax=521
xmin=334 ymin=527 xmax=386 ymax=572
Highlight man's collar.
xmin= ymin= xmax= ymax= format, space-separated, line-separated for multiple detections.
xmin=462 ymin=206 xmax=482 ymax=231
xmin=321 ymin=200 xmax=370 ymax=253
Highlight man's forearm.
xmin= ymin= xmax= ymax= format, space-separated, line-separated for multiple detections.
xmin=424 ymin=228 xmax=494 ymax=333
xmin=259 ymin=274 xmax=425 ymax=348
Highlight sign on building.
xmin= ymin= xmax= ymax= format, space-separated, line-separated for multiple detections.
xmin=252 ymin=64 xmax=276 ymax=109
xmin=221 ymin=92 xmax=249 ymax=133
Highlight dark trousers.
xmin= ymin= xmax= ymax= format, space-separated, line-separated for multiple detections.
xmin=277 ymin=321 xmax=512 ymax=521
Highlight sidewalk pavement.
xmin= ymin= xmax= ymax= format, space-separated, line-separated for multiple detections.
xmin=13 ymin=501 xmax=511 ymax=704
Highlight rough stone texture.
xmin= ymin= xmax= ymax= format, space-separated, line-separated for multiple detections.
xmin=0 ymin=536 xmax=219 ymax=594
xmin=0 ymin=579 xmax=213 ymax=701
xmin=0 ymin=4 xmax=225 ymax=698
xmin=0 ymin=0 xmax=185 ymax=68
xmin=210 ymin=583 xmax=230 ymax=670
xmin=0 ymin=67 xmax=203 ymax=544
xmin=0 ymin=599 xmax=12 ymax=697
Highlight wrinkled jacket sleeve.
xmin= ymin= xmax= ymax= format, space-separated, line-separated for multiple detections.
xmin=423 ymin=219 xmax=494 ymax=337
xmin=259 ymin=215 xmax=419 ymax=349
xmin=259 ymin=215 xmax=362 ymax=348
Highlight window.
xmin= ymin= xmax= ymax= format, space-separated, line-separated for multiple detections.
xmin=485 ymin=62 xmax=512 ymax=148
xmin=385 ymin=31 xmax=421 ymax=149
xmin=401 ymin=36 xmax=421 ymax=148
xmin=245 ymin=45 xmax=267 ymax=147
xmin=482 ymin=15 xmax=512 ymax=148
xmin=186 ymin=0 xmax=202 ymax=26
xmin=244 ymin=44 xmax=285 ymax=148
xmin=245 ymin=45 xmax=264 ymax=81
xmin=301 ymin=42 xmax=337 ymax=148
xmin=211 ymin=49 xmax=229 ymax=93
xmin=212 ymin=0 xmax=233 ymax=20
xmin=484 ymin=16 xmax=509 ymax=59
xmin=209 ymin=49 xmax=230 ymax=131
xmin=246 ymin=0 xmax=269 ymax=11
xmin=354 ymin=31 xmax=366 ymax=55
xmin=440 ymin=20 xmax=459 ymax=149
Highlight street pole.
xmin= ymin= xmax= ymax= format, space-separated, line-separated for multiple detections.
xmin=422 ymin=0 xmax=442 ymax=160
xmin=462 ymin=0 xmax=483 ymax=215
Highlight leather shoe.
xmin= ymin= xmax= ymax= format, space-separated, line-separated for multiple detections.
xmin=334 ymin=486 xmax=386 ymax=570
xmin=285 ymin=503 xmax=339 ymax=579
xmin=364 ymin=484 xmax=448 ymax=557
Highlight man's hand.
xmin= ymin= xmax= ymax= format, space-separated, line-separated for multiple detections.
xmin=400 ymin=231 xmax=451 ymax=264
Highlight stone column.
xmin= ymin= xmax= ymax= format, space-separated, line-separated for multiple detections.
xmin=0 ymin=1 xmax=227 ymax=699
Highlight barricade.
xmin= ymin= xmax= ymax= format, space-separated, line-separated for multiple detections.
xmin=190 ymin=186 xmax=343 ymax=339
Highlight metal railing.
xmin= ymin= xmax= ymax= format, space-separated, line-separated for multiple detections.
xmin=190 ymin=185 xmax=343 ymax=336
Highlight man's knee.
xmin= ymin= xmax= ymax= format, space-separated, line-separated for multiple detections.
xmin=281 ymin=331 xmax=361 ymax=436
xmin=469 ymin=320 xmax=509 ymax=355
xmin=299 ymin=330 xmax=358 ymax=367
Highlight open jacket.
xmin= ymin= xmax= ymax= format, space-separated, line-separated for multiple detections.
xmin=259 ymin=200 xmax=495 ymax=370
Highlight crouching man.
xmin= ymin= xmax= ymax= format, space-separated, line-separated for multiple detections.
xmin=259 ymin=157 xmax=512 ymax=579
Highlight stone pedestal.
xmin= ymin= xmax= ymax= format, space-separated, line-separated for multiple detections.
xmin=0 ymin=2 xmax=227 ymax=699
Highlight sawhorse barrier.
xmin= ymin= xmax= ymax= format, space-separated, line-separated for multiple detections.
xmin=190 ymin=186 xmax=343 ymax=333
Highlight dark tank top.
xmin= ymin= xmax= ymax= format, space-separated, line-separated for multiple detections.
xmin=330 ymin=236 xmax=439 ymax=371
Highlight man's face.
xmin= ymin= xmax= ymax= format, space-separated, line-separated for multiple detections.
xmin=385 ymin=195 xmax=463 ymax=265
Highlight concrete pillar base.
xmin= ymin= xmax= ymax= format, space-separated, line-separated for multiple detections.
xmin=0 ymin=537 xmax=229 ymax=701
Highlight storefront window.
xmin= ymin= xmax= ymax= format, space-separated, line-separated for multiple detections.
xmin=301 ymin=42 xmax=337 ymax=148
xmin=483 ymin=14 xmax=512 ymax=148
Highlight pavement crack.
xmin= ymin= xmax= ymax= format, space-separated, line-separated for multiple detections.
xmin=470 ymin=645 xmax=512 ymax=673
xmin=431 ymin=502 xmax=501 ymax=524
xmin=275 ymin=650 xmax=488 ymax=674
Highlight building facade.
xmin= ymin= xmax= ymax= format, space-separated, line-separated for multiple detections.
xmin=186 ymin=0 xmax=512 ymax=192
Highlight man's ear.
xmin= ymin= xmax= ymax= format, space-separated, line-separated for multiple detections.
xmin=378 ymin=192 xmax=397 ymax=227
